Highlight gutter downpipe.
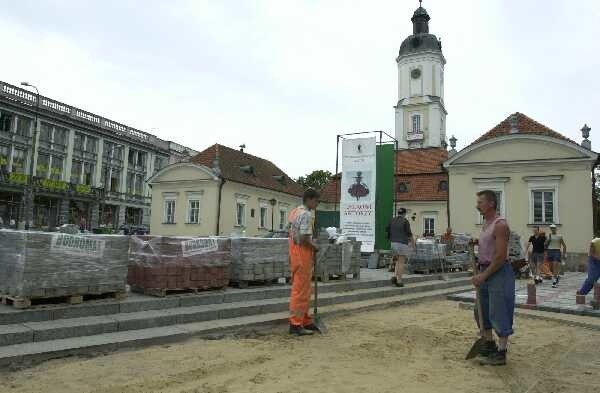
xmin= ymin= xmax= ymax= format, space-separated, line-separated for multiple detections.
xmin=215 ymin=177 xmax=225 ymax=236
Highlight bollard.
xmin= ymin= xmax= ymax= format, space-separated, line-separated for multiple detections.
xmin=576 ymin=294 xmax=586 ymax=305
xmin=526 ymin=282 xmax=537 ymax=305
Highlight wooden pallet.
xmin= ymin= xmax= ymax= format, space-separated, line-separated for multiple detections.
xmin=131 ymin=286 xmax=224 ymax=297
xmin=229 ymin=278 xmax=290 ymax=289
xmin=317 ymin=270 xmax=361 ymax=283
xmin=1 ymin=291 xmax=126 ymax=309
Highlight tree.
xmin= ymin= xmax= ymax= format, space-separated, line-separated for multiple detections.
xmin=296 ymin=170 xmax=333 ymax=190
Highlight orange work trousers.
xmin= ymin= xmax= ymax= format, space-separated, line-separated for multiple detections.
xmin=289 ymin=238 xmax=314 ymax=326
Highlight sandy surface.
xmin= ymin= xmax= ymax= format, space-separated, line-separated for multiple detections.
xmin=1 ymin=300 xmax=599 ymax=393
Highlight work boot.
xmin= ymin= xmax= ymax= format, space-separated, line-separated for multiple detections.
xmin=479 ymin=349 xmax=507 ymax=366
xmin=391 ymin=277 xmax=404 ymax=287
xmin=478 ymin=340 xmax=498 ymax=358
xmin=289 ymin=324 xmax=315 ymax=336
xmin=303 ymin=323 xmax=320 ymax=332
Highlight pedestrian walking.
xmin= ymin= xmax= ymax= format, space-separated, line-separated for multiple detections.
xmin=576 ymin=237 xmax=600 ymax=296
xmin=386 ymin=208 xmax=415 ymax=287
xmin=526 ymin=226 xmax=546 ymax=284
xmin=545 ymin=224 xmax=567 ymax=288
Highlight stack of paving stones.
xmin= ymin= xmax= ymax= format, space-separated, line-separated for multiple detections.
xmin=508 ymin=231 xmax=525 ymax=263
xmin=408 ymin=238 xmax=446 ymax=273
xmin=444 ymin=234 xmax=471 ymax=271
xmin=128 ymin=236 xmax=231 ymax=295
xmin=229 ymin=237 xmax=290 ymax=287
xmin=0 ymin=229 xmax=129 ymax=307
xmin=314 ymin=236 xmax=362 ymax=281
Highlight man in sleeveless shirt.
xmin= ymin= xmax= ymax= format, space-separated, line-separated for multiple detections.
xmin=545 ymin=224 xmax=567 ymax=288
xmin=287 ymin=188 xmax=320 ymax=336
xmin=386 ymin=208 xmax=415 ymax=287
xmin=471 ymin=190 xmax=515 ymax=366
xmin=577 ymin=236 xmax=600 ymax=297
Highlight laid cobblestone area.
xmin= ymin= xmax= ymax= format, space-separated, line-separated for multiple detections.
xmin=449 ymin=272 xmax=600 ymax=317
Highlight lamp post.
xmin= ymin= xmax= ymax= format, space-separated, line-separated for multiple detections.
xmin=20 ymin=82 xmax=40 ymax=230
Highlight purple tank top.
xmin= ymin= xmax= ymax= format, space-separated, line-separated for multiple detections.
xmin=478 ymin=216 xmax=508 ymax=266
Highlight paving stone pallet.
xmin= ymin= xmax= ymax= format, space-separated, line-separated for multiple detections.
xmin=0 ymin=230 xmax=129 ymax=308
xmin=1 ymin=291 xmax=127 ymax=310
xmin=229 ymin=237 xmax=291 ymax=287
xmin=315 ymin=238 xmax=361 ymax=282
xmin=128 ymin=236 xmax=231 ymax=293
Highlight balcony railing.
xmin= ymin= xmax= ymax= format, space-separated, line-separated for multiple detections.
xmin=406 ymin=130 xmax=424 ymax=141
xmin=0 ymin=81 xmax=170 ymax=151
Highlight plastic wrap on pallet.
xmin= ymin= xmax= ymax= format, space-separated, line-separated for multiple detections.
xmin=128 ymin=235 xmax=231 ymax=290
xmin=0 ymin=229 xmax=128 ymax=298
xmin=229 ymin=237 xmax=290 ymax=283
xmin=314 ymin=239 xmax=362 ymax=279
xmin=508 ymin=231 xmax=525 ymax=262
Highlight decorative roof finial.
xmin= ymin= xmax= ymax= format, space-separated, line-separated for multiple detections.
xmin=419 ymin=0 xmax=422 ymax=6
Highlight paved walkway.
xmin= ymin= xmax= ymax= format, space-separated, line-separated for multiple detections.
xmin=449 ymin=272 xmax=600 ymax=317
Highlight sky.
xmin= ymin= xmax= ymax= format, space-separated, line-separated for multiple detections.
xmin=1 ymin=0 xmax=599 ymax=178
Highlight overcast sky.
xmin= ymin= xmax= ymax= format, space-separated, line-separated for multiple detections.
xmin=2 ymin=0 xmax=599 ymax=178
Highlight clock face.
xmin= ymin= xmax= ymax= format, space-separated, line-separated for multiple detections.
xmin=411 ymin=68 xmax=421 ymax=79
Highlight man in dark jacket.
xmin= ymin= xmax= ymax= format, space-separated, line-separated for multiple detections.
xmin=386 ymin=208 xmax=414 ymax=287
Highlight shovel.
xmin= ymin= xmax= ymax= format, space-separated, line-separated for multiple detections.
xmin=466 ymin=243 xmax=486 ymax=360
xmin=312 ymin=245 xmax=329 ymax=334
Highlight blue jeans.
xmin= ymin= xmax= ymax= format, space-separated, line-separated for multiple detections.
xmin=476 ymin=263 xmax=515 ymax=337
xmin=578 ymin=256 xmax=600 ymax=295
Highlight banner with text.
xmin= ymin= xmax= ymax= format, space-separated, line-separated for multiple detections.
xmin=340 ymin=137 xmax=376 ymax=252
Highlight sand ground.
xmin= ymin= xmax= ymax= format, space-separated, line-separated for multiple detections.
xmin=1 ymin=300 xmax=598 ymax=393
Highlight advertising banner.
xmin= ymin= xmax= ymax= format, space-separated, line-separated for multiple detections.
xmin=340 ymin=137 xmax=376 ymax=252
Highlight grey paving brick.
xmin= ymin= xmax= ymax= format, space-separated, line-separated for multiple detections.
xmin=24 ymin=316 xmax=118 ymax=342
xmin=0 ymin=324 xmax=33 ymax=346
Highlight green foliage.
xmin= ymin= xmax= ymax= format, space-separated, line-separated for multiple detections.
xmin=296 ymin=170 xmax=333 ymax=190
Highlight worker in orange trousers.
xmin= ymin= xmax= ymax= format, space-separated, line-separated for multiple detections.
xmin=288 ymin=188 xmax=320 ymax=336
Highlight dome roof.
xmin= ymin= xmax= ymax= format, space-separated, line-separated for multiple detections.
xmin=399 ymin=33 xmax=442 ymax=57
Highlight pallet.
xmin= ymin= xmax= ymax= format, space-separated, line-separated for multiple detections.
xmin=317 ymin=270 xmax=361 ymax=283
xmin=131 ymin=286 xmax=224 ymax=297
xmin=229 ymin=278 xmax=290 ymax=289
xmin=1 ymin=291 xmax=126 ymax=309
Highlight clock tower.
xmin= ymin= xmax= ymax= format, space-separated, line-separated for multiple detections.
xmin=394 ymin=2 xmax=447 ymax=149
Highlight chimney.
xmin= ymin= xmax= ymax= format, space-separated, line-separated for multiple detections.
xmin=509 ymin=114 xmax=519 ymax=134
xmin=581 ymin=124 xmax=591 ymax=150
xmin=448 ymin=135 xmax=457 ymax=157
xmin=239 ymin=144 xmax=246 ymax=153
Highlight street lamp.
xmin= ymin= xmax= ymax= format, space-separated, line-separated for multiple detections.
xmin=20 ymin=82 xmax=40 ymax=230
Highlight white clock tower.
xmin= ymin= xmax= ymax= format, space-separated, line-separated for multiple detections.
xmin=394 ymin=2 xmax=447 ymax=149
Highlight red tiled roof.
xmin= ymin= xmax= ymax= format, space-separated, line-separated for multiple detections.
xmin=396 ymin=173 xmax=448 ymax=202
xmin=470 ymin=112 xmax=577 ymax=147
xmin=319 ymin=174 xmax=341 ymax=203
xmin=396 ymin=148 xmax=448 ymax=175
xmin=191 ymin=144 xmax=304 ymax=197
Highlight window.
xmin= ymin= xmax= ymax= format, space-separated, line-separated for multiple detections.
xmin=533 ymin=190 xmax=554 ymax=224
xmin=53 ymin=127 xmax=67 ymax=147
xmin=424 ymin=217 xmax=435 ymax=236
xmin=50 ymin=156 xmax=63 ymax=180
xmin=126 ymin=172 xmax=134 ymax=194
xmin=134 ymin=174 xmax=144 ymax=195
xmin=260 ymin=206 xmax=268 ymax=228
xmin=154 ymin=156 xmax=167 ymax=174
xmin=16 ymin=116 xmax=32 ymax=137
xmin=83 ymin=162 xmax=94 ymax=185
xmin=128 ymin=149 xmax=135 ymax=166
xmin=398 ymin=182 xmax=410 ymax=193
xmin=74 ymin=133 xmax=84 ymax=151
xmin=37 ymin=153 xmax=50 ymax=178
xmin=0 ymin=145 xmax=9 ymax=171
xmin=164 ymin=199 xmax=176 ymax=224
xmin=187 ymin=199 xmax=200 ymax=224
xmin=71 ymin=160 xmax=83 ymax=184
xmin=439 ymin=180 xmax=448 ymax=191
xmin=110 ymin=170 xmax=120 ymax=192
xmin=12 ymin=148 xmax=26 ymax=174
xmin=236 ymin=202 xmax=246 ymax=226
xmin=40 ymin=123 xmax=52 ymax=142
xmin=0 ymin=111 xmax=13 ymax=132
xmin=411 ymin=114 xmax=421 ymax=133
xmin=85 ymin=136 xmax=97 ymax=153
xmin=279 ymin=209 xmax=287 ymax=230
